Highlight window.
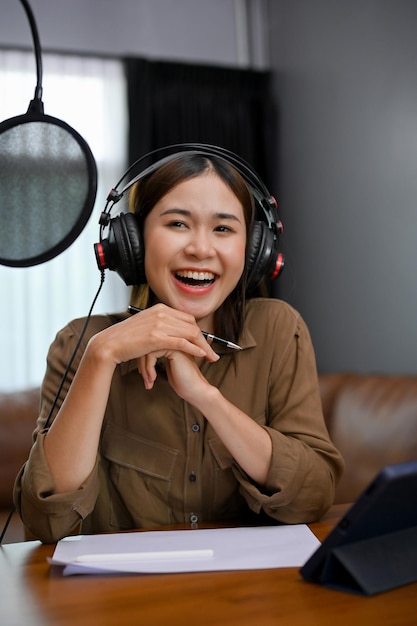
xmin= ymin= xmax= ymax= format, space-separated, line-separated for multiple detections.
xmin=0 ymin=50 xmax=129 ymax=391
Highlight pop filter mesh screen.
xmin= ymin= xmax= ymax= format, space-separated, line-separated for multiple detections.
xmin=0 ymin=117 xmax=95 ymax=266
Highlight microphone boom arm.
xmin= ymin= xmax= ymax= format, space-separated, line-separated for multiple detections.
xmin=19 ymin=0 xmax=44 ymax=112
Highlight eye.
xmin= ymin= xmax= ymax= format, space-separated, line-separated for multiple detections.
xmin=167 ymin=220 xmax=188 ymax=229
xmin=214 ymin=224 xmax=234 ymax=233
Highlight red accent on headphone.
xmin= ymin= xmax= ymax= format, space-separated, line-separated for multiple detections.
xmin=271 ymin=252 xmax=285 ymax=280
xmin=95 ymin=243 xmax=107 ymax=270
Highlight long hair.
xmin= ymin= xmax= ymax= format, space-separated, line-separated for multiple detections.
xmin=129 ymin=153 xmax=255 ymax=343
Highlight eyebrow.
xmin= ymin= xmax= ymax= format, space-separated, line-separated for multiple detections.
xmin=160 ymin=208 xmax=242 ymax=223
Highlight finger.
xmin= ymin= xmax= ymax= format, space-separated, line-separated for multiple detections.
xmin=138 ymin=354 xmax=158 ymax=390
xmin=202 ymin=339 xmax=221 ymax=362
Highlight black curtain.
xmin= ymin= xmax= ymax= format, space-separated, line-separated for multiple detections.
xmin=124 ymin=58 xmax=278 ymax=190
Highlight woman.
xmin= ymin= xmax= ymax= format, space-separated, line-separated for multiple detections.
xmin=14 ymin=149 xmax=343 ymax=543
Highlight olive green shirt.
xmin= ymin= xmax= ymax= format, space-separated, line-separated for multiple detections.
xmin=14 ymin=298 xmax=343 ymax=543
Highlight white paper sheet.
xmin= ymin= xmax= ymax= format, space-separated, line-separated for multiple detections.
xmin=49 ymin=524 xmax=321 ymax=576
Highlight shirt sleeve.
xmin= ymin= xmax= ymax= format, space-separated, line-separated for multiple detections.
xmin=232 ymin=311 xmax=344 ymax=523
xmin=14 ymin=432 xmax=100 ymax=543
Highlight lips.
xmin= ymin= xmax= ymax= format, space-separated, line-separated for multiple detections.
xmin=174 ymin=270 xmax=216 ymax=287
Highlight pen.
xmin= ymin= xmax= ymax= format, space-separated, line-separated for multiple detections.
xmin=74 ymin=549 xmax=214 ymax=563
xmin=127 ymin=305 xmax=243 ymax=351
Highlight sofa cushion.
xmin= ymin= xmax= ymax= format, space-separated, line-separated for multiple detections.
xmin=320 ymin=374 xmax=417 ymax=503
xmin=0 ymin=387 xmax=39 ymax=508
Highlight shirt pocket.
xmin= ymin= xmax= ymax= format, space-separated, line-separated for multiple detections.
xmin=101 ymin=423 xmax=179 ymax=527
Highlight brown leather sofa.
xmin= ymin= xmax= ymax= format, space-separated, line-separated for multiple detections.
xmin=319 ymin=373 xmax=417 ymax=503
xmin=0 ymin=387 xmax=40 ymax=543
xmin=1 ymin=373 xmax=417 ymax=543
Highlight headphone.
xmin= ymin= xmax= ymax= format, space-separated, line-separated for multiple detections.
xmin=94 ymin=143 xmax=284 ymax=292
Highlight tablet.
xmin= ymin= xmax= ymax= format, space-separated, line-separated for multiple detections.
xmin=300 ymin=460 xmax=417 ymax=591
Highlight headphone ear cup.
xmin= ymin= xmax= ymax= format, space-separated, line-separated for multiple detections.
xmin=246 ymin=221 xmax=279 ymax=292
xmin=111 ymin=213 xmax=145 ymax=285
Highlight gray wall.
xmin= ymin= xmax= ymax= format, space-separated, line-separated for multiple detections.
xmin=269 ymin=0 xmax=417 ymax=375
xmin=0 ymin=0 xmax=267 ymax=67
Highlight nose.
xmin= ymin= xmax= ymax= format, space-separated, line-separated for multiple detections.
xmin=184 ymin=227 xmax=215 ymax=259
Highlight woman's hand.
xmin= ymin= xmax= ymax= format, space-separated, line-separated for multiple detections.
xmin=94 ymin=303 xmax=219 ymax=368
xmin=138 ymin=347 xmax=217 ymax=400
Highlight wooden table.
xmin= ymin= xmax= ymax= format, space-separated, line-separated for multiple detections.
xmin=1 ymin=504 xmax=415 ymax=626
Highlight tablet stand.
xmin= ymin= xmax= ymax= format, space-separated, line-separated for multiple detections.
xmin=320 ymin=525 xmax=417 ymax=595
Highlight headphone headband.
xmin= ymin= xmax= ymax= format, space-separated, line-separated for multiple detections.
xmin=109 ymin=144 xmax=277 ymax=227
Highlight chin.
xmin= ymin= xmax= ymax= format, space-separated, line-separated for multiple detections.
xmin=179 ymin=300 xmax=216 ymax=322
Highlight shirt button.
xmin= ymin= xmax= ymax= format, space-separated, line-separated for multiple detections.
xmin=190 ymin=513 xmax=199 ymax=524
xmin=191 ymin=423 xmax=200 ymax=432
xmin=189 ymin=472 xmax=196 ymax=482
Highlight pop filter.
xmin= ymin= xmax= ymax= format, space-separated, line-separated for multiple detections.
xmin=0 ymin=0 xmax=97 ymax=267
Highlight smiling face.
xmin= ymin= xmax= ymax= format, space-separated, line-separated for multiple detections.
xmin=143 ymin=171 xmax=247 ymax=331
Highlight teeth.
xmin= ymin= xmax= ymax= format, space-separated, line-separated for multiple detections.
xmin=176 ymin=270 xmax=215 ymax=281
